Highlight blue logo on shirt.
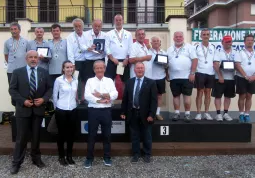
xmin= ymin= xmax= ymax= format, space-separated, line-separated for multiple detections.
xmin=84 ymin=122 xmax=89 ymax=132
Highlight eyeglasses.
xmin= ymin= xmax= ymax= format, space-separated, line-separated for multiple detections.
xmin=202 ymin=34 xmax=210 ymax=36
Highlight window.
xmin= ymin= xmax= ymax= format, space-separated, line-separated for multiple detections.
xmin=7 ymin=0 xmax=26 ymax=23
xmin=104 ymin=0 xmax=122 ymax=23
xmin=251 ymin=4 xmax=255 ymax=15
xmin=39 ymin=0 xmax=58 ymax=22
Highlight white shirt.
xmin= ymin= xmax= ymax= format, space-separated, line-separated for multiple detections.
xmin=85 ymin=76 xmax=118 ymax=108
xmin=105 ymin=28 xmax=133 ymax=59
xmin=234 ymin=49 xmax=255 ymax=78
xmin=53 ymin=75 xmax=78 ymax=110
xmin=167 ymin=43 xmax=197 ymax=80
xmin=214 ymin=49 xmax=237 ymax=80
xmin=129 ymin=41 xmax=151 ymax=78
xmin=84 ymin=29 xmax=107 ymax=60
xmin=148 ymin=48 xmax=167 ymax=80
xmin=67 ymin=31 xmax=87 ymax=64
xmin=195 ymin=43 xmax=216 ymax=75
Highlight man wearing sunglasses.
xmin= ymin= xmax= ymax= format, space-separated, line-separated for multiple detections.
xmin=212 ymin=36 xmax=236 ymax=121
xmin=195 ymin=28 xmax=216 ymax=121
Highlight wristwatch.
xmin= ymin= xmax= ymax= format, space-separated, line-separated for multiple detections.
xmin=190 ymin=72 xmax=195 ymax=75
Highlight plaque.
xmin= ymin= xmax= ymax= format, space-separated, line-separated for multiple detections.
xmin=93 ymin=39 xmax=105 ymax=52
xmin=154 ymin=54 xmax=168 ymax=64
xmin=36 ymin=47 xmax=49 ymax=57
xmin=220 ymin=60 xmax=234 ymax=70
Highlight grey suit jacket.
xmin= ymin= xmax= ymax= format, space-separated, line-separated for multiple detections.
xmin=9 ymin=66 xmax=53 ymax=117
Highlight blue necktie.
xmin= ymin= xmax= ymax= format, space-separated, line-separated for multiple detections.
xmin=29 ymin=67 xmax=36 ymax=99
xmin=134 ymin=78 xmax=141 ymax=108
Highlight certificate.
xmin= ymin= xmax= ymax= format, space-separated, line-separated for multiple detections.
xmin=73 ymin=70 xmax=79 ymax=78
xmin=220 ymin=61 xmax=234 ymax=70
xmin=154 ymin=54 xmax=168 ymax=64
xmin=93 ymin=39 xmax=105 ymax=51
xmin=36 ymin=47 xmax=49 ymax=57
xmin=116 ymin=62 xmax=124 ymax=75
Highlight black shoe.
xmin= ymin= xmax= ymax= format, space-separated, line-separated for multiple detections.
xmin=172 ymin=113 xmax=180 ymax=121
xmin=131 ymin=155 xmax=139 ymax=163
xmin=58 ymin=158 xmax=68 ymax=166
xmin=10 ymin=165 xmax=20 ymax=174
xmin=66 ymin=157 xmax=75 ymax=165
xmin=32 ymin=160 xmax=46 ymax=168
xmin=142 ymin=156 xmax=151 ymax=163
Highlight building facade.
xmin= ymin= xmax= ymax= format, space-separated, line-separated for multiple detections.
xmin=0 ymin=0 xmax=185 ymax=24
xmin=185 ymin=0 xmax=255 ymax=28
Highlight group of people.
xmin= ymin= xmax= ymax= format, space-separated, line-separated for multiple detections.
xmin=4 ymin=13 xmax=255 ymax=174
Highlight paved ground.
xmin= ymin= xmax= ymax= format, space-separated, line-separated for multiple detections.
xmin=1 ymin=154 xmax=255 ymax=178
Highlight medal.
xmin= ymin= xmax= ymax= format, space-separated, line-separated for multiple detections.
xmin=174 ymin=44 xmax=184 ymax=58
xmin=248 ymin=62 xmax=252 ymax=65
xmin=201 ymin=44 xmax=209 ymax=64
xmin=54 ymin=54 xmax=58 ymax=59
xmin=175 ymin=56 xmax=178 ymax=58
xmin=120 ymin=44 xmax=123 ymax=47
xmin=205 ymin=61 xmax=208 ymax=64
xmin=14 ymin=56 xmax=16 ymax=58
xmin=244 ymin=48 xmax=254 ymax=67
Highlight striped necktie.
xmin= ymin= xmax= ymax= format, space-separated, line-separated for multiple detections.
xmin=29 ymin=67 xmax=36 ymax=99
xmin=134 ymin=78 xmax=141 ymax=108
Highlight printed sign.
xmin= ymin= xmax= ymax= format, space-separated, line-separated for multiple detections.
xmin=160 ymin=126 xmax=169 ymax=136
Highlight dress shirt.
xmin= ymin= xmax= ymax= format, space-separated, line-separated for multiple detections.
xmin=133 ymin=76 xmax=144 ymax=107
xmin=129 ymin=41 xmax=150 ymax=78
xmin=4 ymin=37 xmax=28 ymax=73
xmin=85 ymin=76 xmax=118 ymax=108
xmin=66 ymin=31 xmax=87 ymax=64
xmin=84 ymin=29 xmax=107 ymax=60
xmin=26 ymin=65 xmax=38 ymax=89
xmin=105 ymin=28 xmax=133 ymax=59
xmin=53 ymin=75 xmax=78 ymax=110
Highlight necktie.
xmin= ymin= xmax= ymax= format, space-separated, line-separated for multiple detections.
xmin=29 ymin=67 xmax=36 ymax=99
xmin=134 ymin=78 xmax=141 ymax=108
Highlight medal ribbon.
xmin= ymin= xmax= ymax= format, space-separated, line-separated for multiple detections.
xmin=201 ymin=44 xmax=209 ymax=63
xmin=12 ymin=38 xmax=20 ymax=54
xmin=244 ymin=49 xmax=254 ymax=63
xmin=174 ymin=44 xmax=184 ymax=57
xmin=114 ymin=29 xmax=124 ymax=45
xmin=223 ymin=49 xmax=232 ymax=61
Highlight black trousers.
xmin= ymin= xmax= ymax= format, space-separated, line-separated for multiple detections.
xmin=105 ymin=59 xmax=130 ymax=82
xmin=7 ymin=73 xmax=16 ymax=106
xmin=87 ymin=107 xmax=112 ymax=160
xmin=55 ymin=108 xmax=76 ymax=158
xmin=130 ymin=109 xmax=152 ymax=157
xmin=12 ymin=114 xmax=43 ymax=167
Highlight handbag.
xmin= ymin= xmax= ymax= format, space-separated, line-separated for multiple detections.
xmin=47 ymin=114 xmax=58 ymax=134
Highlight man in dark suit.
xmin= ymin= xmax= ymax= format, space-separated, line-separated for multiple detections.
xmin=9 ymin=50 xmax=52 ymax=174
xmin=121 ymin=62 xmax=157 ymax=163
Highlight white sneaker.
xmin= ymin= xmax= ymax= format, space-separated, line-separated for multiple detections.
xmin=195 ymin=114 xmax=202 ymax=120
xmin=204 ymin=113 xmax=213 ymax=120
xmin=223 ymin=113 xmax=233 ymax=121
xmin=215 ymin=114 xmax=223 ymax=121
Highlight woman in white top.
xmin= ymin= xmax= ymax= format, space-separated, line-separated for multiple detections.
xmin=53 ymin=60 xmax=78 ymax=166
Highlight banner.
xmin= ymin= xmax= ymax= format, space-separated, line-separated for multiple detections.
xmin=192 ymin=28 xmax=255 ymax=51
xmin=81 ymin=121 xmax=125 ymax=134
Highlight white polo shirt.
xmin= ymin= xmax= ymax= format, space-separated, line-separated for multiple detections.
xmin=105 ymin=28 xmax=133 ymax=59
xmin=148 ymin=48 xmax=167 ymax=80
xmin=167 ymin=43 xmax=197 ymax=80
xmin=195 ymin=43 xmax=216 ymax=75
xmin=234 ymin=49 xmax=255 ymax=78
xmin=214 ymin=48 xmax=237 ymax=80
xmin=129 ymin=41 xmax=151 ymax=78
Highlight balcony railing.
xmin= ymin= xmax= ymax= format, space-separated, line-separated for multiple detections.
xmin=0 ymin=5 xmax=186 ymax=24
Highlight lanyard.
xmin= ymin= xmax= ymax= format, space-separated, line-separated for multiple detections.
xmin=35 ymin=39 xmax=45 ymax=47
xmin=114 ymin=29 xmax=124 ymax=44
xmin=244 ymin=49 xmax=254 ymax=62
xmin=201 ymin=44 xmax=209 ymax=62
xmin=12 ymin=37 xmax=20 ymax=54
xmin=53 ymin=39 xmax=61 ymax=54
xmin=141 ymin=46 xmax=148 ymax=55
xmin=223 ymin=49 xmax=232 ymax=60
xmin=174 ymin=44 xmax=184 ymax=58
xmin=74 ymin=33 xmax=82 ymax=52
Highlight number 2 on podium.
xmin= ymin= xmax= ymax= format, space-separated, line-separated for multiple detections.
xmin=160 ymin=126 xmax=169 ymax=135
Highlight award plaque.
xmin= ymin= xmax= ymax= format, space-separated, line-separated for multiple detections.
xmin=36 ymin=47 xmax=49 ymax=57
xmin=154 ymin=54 xmax=168 ymax=64
xmin=220 ymin=60 xmax=234 ymax=70
xmin=93 ymin=39 xmax=105 ymax=51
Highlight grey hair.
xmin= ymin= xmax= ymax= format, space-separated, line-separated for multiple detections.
xmin=10 ymin=22 xmax=21 ymax=31
xmin=35 ymin=27 xmax=44 ymax=32
xmin=26 ymin=50 xmax=38 ymax=59
xmin=93 ymin=60 xmax=106 ymax=69
xmin=174 ymin=31 xmax=184 ymax=36
xmin=151 ymin=36 xmax=160 ymax=41
xmin=114 ymin=14 xmax=123 ymax=20
xmin=135 ymin=28 xmax=145 ymax=36
xmin=134 ymin=62 xmax=145 ymax=68
xmin=72 ymin=18 xmax=84 ymax=28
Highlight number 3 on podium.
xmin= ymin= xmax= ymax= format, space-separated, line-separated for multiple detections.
xmin=160 ymin=126 xmax=169 ymax=135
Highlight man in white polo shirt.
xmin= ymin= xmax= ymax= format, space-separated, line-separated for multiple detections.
xmin=105 ymin=14 xmax=133 ymax=82
xmin=212 ymin=35 xmax=236 ymax=121
xmin=234 ymin=34 xmax=255 ymax=123
xmin=148 ymin=36 xmax=168 ymax=120
xmin=195 ymin=28 xmax=216 ymax=121
xmin=167 ymin=31 xmax=198 ymax=122
xmin=129 ymin=29 xmax=152 ymax=78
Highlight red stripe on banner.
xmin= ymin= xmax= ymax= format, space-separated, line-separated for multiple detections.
xmin=115 ymin=74 xmax=123 ymax=100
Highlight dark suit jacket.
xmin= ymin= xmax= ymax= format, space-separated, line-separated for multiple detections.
xmin=121 ymin=76 xmax=157 ymax=126
xmin=9 ymin=66 xmax=53 ymax=117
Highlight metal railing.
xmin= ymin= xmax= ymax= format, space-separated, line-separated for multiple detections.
xmin=0 ymin=5 xmax=186 ymax=24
